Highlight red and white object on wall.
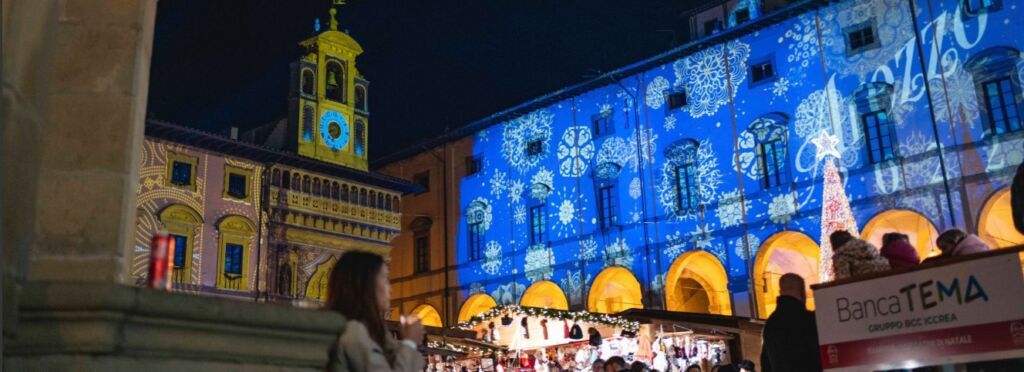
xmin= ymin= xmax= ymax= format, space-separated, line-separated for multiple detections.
xmin=813 ymin=249 xmax=1024 ymax=371
xmin=147 ymin=230 xmax=176 ymax=290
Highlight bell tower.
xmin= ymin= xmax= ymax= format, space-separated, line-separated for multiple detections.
xmin=288 ymin=2 xmax=370 ymax=170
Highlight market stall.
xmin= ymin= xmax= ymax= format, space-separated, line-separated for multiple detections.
xmin=618 ymin=308 xmax=765 ymax=371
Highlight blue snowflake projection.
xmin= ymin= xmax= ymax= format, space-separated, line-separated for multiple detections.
xmin=508 ymin=179 xmax=526 ymax=204
xmin=560 ymin=270 xmax=584 ymax=304
xmin=481 ymin=240 xmax=504 ymax=275
xmin=717 ymin=189 xmax=748 ymax=228
xmin=529 ymin=168 xmax=555 ymax=200
xmin=501 ymin=109 xmax=554 ymax=174
xmin=557 ymin=126 xmax=595 ymax=177
xmin=986 ymin=136 xmax=1024 ymax=173
xmin=550 ymin=186 xmax=587 ymax=238
xmin=817 ymin=0 xmax=916 ymax=81
xmin=489 ymin=170 xmax=508 ymax=200
xmin=628 ymin=178 xmax=643 ymax=200
xmin=466 ymin=197 xmax=493 ymax=231
xmin=596 ymin=136 xmax=630 ymax=173
xmin=468 ymin=282 xmax=486 ymax=296
xmin=656 ymin=139 xmax=723 ymax=220
xmin=491 ymin=282 xmax=525 ymax=306
xmin=664 ymin=115 xmax=677 ymax=131
xmin=779 ymin=14 xmax=827 ymax=73
xmin=672 ymin=41 xmax=751 ymax=118
xmin=768 ymin=192 xmax=798 ymax=224
xmin=792 ymin=77 xmax=861 ymax=174
xmin=736 ymin=114 xmax=788 ymax=181
xmin=513 ymin=204 xmax=527 ymax=225
xmin=626 ymin=128 xmax=659 ymax=171
xmin=664 ymin=230 xmax=688 ymax=260
xmin=579 ymin=236 xmax=599 ymax=261
xmin=524 ymin=244 xmax=555 ymax=282
xmin=733 ymin=233 xmax=761 ymax=260
xmin=645 ymin=76 xmax=670 ymax=109
xmin=929 ymin=66 xmax=980 ymax=125
xmin=603 ymin=237 xmax=634 ymax=269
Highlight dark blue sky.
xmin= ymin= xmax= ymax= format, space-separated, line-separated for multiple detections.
xmin=147 ymin=0 xmax=702 ymax=160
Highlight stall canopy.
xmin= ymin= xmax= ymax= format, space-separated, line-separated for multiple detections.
xmin=459 ymin=305 xmax=640 ymax=351
xmin=617 ymin=308 xmax=764 ymax=363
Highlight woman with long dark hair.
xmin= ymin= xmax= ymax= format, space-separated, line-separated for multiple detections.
xmin=325 ymin=251 xmax=425 ymax=371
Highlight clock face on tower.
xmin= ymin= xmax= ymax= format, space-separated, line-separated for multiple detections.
xmin=319 ymin=110 xmax=349 ymax=151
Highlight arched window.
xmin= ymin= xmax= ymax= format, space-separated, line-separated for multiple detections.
xmin=746 ymin=113 xmax=789 ymax=188
xmin=325 ymin=60 xmax=345 ymax=103
xmin=666 ymin=139 xmax=700 ymax=214
xmin=216 ymin=215 xmax=256 ymax=291
xmin=965 ymin=47 xmax=1022 ymax=136
xmin=466 ymin=200 xmax=490 ymax=260
xmin=271 ymin=169 xmax=281 ymax=186
xmin=341 ymin=184 xmax=349 ymax=202
xmin=159 ymin=204 xmax=203 ymax=285
xmin=302 ymin=175 xmax=311 ymax=193
xmin=376 ymin=193 xmax=384 ymax=210
xmin=292 ymin=173 xmax=301 ymax=191
xmin=312 ymin=178 xmax=321 ymax=196
xmin=322 ymin=180 xmax=331 ymax=198
xmin=282 ymin=170 xmax=291 ymax=189
xmin=350 ymin=187 xmax=359 ymax=203
xmin=331 ymin=182 xmax=340 ymax=200
xmin=369 ymin=191 xmax=377 ymax=209
xmin=393 ymin=196 xmax=400 ymax=212
xmin=301 ymin=103 xmax=315 ymax=142
xmin=360 ymin=188 xmax=368 ymax=206
xmin=301 ymin=68 xmax=315 ymax=97
xmin=354 ymin=120 xmax=366 ymax=157
xmin=853 ymin=82 xmax=897 ymax=163
xmin=384 ymin=194 xmax=392 ymax=211
xmin=306 ymin=256 xmax=337 ymax=301
xmin=355 ymin=85 xmax=367 ymax=111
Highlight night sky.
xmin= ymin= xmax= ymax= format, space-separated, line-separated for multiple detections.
xmin=147 ymin=0 xmax=704 ymax=162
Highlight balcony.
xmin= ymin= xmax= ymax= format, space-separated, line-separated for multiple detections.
xmin=269 ymin=187 xmax=401 ymax=231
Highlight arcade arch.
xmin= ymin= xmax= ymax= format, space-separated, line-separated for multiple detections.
xmin=520 ymin=281 xmax=569 ymax=310
xmin=752 ymin=231 xmax=818 ymax=318
xmin=861 ymin=209 xmax=939 ymax=260
xmin=588 ymin=267 xmax=644 ymax=314
xmin=978 ymin=188 xmax=1024 ymax=248
xmin=410 ymin=304 xmax=443 ymax=328
xmin=665 ymin=251 xmax=732 ymax=315
xmin=458 ymin=294 xmax=498 ymax=323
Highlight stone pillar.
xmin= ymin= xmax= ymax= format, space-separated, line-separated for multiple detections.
xmin=2 ymin=0 xmax=156 ymax=284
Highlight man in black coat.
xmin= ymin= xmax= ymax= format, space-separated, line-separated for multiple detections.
xmin=760 ymin=273 xmax=823 ymax=372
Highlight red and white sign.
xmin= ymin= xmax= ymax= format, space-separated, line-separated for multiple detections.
xmin=813 ymin=252 xmax=1024 ymax=371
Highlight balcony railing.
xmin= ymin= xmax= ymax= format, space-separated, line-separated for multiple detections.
xmin=269 ymin=187 xmax=401 ymax=230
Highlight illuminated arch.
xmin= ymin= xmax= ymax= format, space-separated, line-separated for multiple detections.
xmin=588 ymin=267 xmax=643 ymax=314
xmin=978 ymin=188 xmax=1024 ymax=248
xmin=410 ymin=304 xmax=443 ymax=327
xmin=752 ymin=231 xmax=819 ymax=318
xmin=861 ymin=209 xmax=938 ymax=260
xmin=665 ymin=251 xmax=731 ymax=315
xmin=305 ymin=256 xmax=336 ymax=301
xmin=458 ymin=294 xmax=498 ymax=323
xmin=520 ymin=281 xmax=569 ymax=310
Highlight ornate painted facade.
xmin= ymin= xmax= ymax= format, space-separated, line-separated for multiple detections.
xmin=381 ymin=0 xmax=1024 ymax=325
xmin=133 ymin=7 xmax=418 ymax=305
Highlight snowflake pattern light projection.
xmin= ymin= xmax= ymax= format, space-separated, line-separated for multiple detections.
xmin=557 ymin=126 xmax=595 ymax=177
xmin=481 ymin=240 xmax=504 ymax=275
xmin=489 ymin=170 xmax=507 ymax=200
xmin=793 ymin=76 xmax=861 ymax=173
xmin=501 ymin=109 xmax=554 ymax=174
xmin=529 ymin=168 xmax=555 ymax=200
xmin=717 ymin=189 xmax=748 ymax=228
xmin=524 ymin=244 xmax=555 ymax=282
xmin=672 ymin=41 xmax=751 ymax=118
xmin=467 ymin=197 xmax=494 ymax=231
xmin=736 ymin=114 xmax=788 ymax=182
xmin=645 ymin=76 xmax=671 ymax=109
xmin=768 ymin=191 xmax=798 ymax=224
xmin=625 ymin=128 xmax=659 ymax=171
xmin=929 ymin=65 xmax=980 ymax=125
xmin=733 ymin=233 xmax=761 ymax=260
xmin=491 ymin=282 xmax=526 ymax=305
xmin=604 ymin=237 xmax=634 ymax=269
xmin=664 ymin=231 xmax=687 ymax=260
xmin=815 ymin=131 xmax=859 ymax=282
xmin=508 ymin=179 xmax=526 ymax=204
xmin=817 ymin=0 xmax=916 ymax=81
xmin=657 ymin=139 xmax=723 ymax=220
xmin=579 ymin=236 xmax=599 ymax=261
xmin=628 ymin=177 xmax=643 ymax=200
xmin=560 ymin=270 xmax=584 ymax=304
xmin=550 ymin=186 xmax=586 ymax=238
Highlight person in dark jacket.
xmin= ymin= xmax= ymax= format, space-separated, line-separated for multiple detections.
xmin=760 ymin=273 xmax=822 ymax=372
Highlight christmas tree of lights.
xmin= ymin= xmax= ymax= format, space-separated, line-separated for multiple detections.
xmin=812 ymin=130 xmax=859 ymax=282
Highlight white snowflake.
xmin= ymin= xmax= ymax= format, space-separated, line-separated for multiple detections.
xmin=513 ymin=204 xmax=527 ymax=225
xmin=508 ymin=179 xmax=525 ymax=204
xmin=672 ymin=41 xmax=751 ymax=118
xmin=665 ymin=231 xmax=687 ymax=259
xmin=628 ymin=178 xmax=643 ymax=200
xmin=524 ymin=244 xmax=555 ymax=282
xmin=645 ymin=76 xmax=670 ymax=109
xmin=817 ymin=0 xmax=916 ymax=80
xmin=664 ymin=115 xmax=677 ymax=131
xmin=580 ymin=237 xmax=599 ymax=261
xmin=550 ymin=187 xmax=586 ymax=238
xmin=500 ymin=109 xmax=554 ymax=174
xmin=481 ymin=241 xmax=503 ymax=275
xmin=557 ymin=126 xmax=596 ymax=177
xmin=899 ymin=131 xmax=949 ymax=188
xmin=772 ymin=77 xmax=790 ymax=97
xmin=689 ymin=225 xmax=715 ymax=251
xmin=560 ymin=270 xmax=583 ymax=304
xmin=604 ymin=237 xmax=634 ymax=269
xmin=469 ymin=282 xmax=486 ymax=295
xmin=768 ymin=192 xmax=797 ymax=224
xmin=657 ymin=139 xmax=723 ymax=220
xmin=529 ymin=168 xmax=554 ymax=200
xmin=625 ymin=128 xmax=659 ymax=171
xmin=986 ymin=137 xmax=1024 ymax=173
xmin=596 ymin=137 xmax=630 ymax=170
xmin=717 ymin=189 xmax=748 ymax=228
xmin=930 ymin=66 xmax=980 ymax=125
xmin=733 ymin=233 xmax=761 ymax=260
xmin=491 ymin=282 xmax=525 ymax=305
xmin=467 ymin=197 xmax=494 ymax=231
xmin=631 ymin=210 xmax=643 ymax=223
xmin=489 ymin=170 xmax=507 ymax=200
xmin=779 ymin=14 xmax=826 ymax=72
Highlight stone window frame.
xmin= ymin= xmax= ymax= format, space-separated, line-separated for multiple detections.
xmin=223 ymin=164 xmax=254 ymax=203
xmin=165 ymin=151 xmax=199 ymax=191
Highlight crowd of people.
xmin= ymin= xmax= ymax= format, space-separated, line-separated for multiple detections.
xmin=319 ymin=227 xmax=995 ymax=371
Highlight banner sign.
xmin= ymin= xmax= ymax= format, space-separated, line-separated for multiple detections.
xmin=813 ymin=252 xmax=1024 ymax=371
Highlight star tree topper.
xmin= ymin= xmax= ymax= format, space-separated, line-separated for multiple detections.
xmin=811 ymin=130 xmax=841 ymax=161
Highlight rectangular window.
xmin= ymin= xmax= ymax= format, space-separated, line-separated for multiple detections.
xmin=966 ymin=0 xmax=1000 ymax=14
xmin=224 ymin=243 xmax=243 ymax=276
xmin=734 ymin=8 xmax=751 ymax=24
xmin=414 ymin=234 xmax=430 ymax=274
xmin=674 ymin=164 xmax=698 ymax=212
xmin=704 ymin=19 xmax=722 ymax=36
xmin=526 ymin=139 xmax=544 ymax=156
xmin=593 ymin=113 xmax=614 ymax=137
xmin=667 ymin=90 xmax=688 ymax=110
xmin=759 ymin=140 xmax=784 ymax=188
xmin=846 ymin=24 xmax=878 ymax=54
xmin=468 ymin=222 xmax=484 ymax=260
xmin=751 ymin=62 xmax=775 ymax=83
xmin=414 ymin=171 xmax=430 ymax=193
xmin=227 ymin=173 xmax=247 ymax=199
xmin=530 ymin=205 xmax=547 ymax=245
xmin=171 ymin=161 xmax=193 ymax=186
xmin=171 ymin=234 xmax=188 ymax=268
xmin=982 ymin=77 xmax=1022 ymax=135
xmin=598 ymin=185 xmax=618 ymax=230
xmin=862 ymin=111 xmax=896 ymax=163
xmin=465 ymin=156 xmax=483 ymax=176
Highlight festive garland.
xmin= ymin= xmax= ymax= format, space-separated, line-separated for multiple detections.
xmin=457 ymin=305 xmax=640 ymax=333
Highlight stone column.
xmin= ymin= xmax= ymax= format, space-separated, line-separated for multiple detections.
xmin=2 ymin=0 xmax=156 ymax=284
